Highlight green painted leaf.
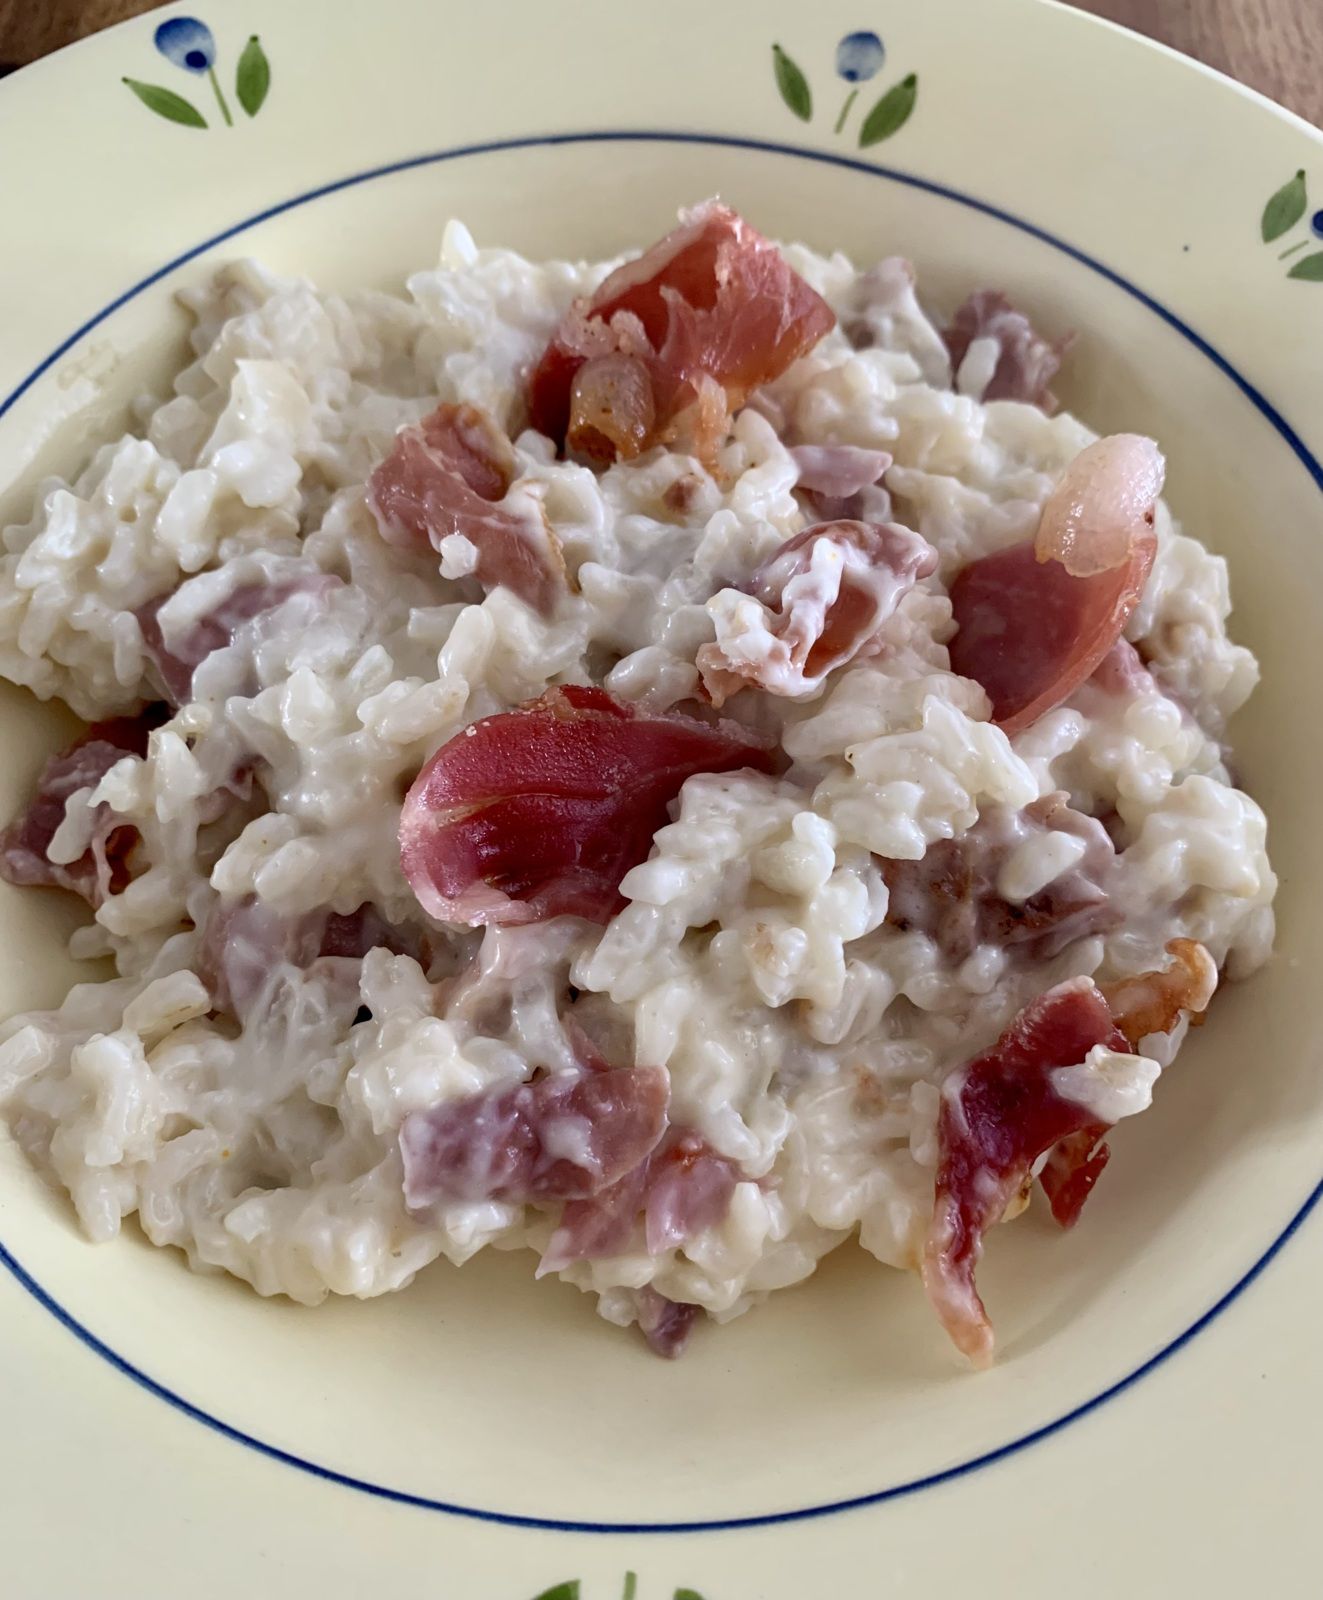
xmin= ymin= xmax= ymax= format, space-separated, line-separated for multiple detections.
xmin=858 ymin=73 xmax=918 ymax=147
xmin=1287 ymin=250 xmax=1323 ymax=281
xmin=531 ymin=1586 xmax=580 ymax=1600
xmin=673 ymin=1591 xmax=707 ymax=1599
xmin=622 ymin=1574 xmax=638 ymax=1600
xmin=122 ymin=78 xmax=207 ymax=128
xmin=772 ymin=44 xmax=812 ymax=122
xmin=1261 ymin=169 xmax=1307 ymax=242
xmin=236 ymin=35 xmax=271 ymax=117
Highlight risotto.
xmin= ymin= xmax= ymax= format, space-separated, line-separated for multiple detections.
xmin=0 ymin=203 xmax=1275 ymax=1363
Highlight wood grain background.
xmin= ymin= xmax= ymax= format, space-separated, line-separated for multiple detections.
xmin=0 ymin=0 xmax=1319 ymax=126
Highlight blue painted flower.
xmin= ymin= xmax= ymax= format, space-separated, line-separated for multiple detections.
xmin=154 ymin=16 xmax=217 ymax=73
xmin=835 ymin=30 xmax=885 ymax=83
xmin=1313 ymin=208 xmax=1323 ymax=238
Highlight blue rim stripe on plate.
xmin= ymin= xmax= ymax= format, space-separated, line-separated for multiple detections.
xmin=1 ymin=130 xmax=1320 ymax=1536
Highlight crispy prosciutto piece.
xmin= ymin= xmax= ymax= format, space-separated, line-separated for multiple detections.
xmin=697 ymin=520 xmax=937 ymax=706
xmin=541 ymin=1127 xmax=739 ymax=1271
xmin=0 ymin=711 xmax=163 ymax=905
xmin=399 ymin=1063 xmax=670 ymax=1210
xmin=1100 ymin=937 xmax=1217 ymax=1048
xmin=527 ymin=202 xmax=836 ymax=464
xmin=398 ymin=683 xmax=777 ymax=927
xmin=943 ymin=290 xmax=1071 ymax=412
xmin=948 ymin=436 xmax=1163 ymax=735
xmin=923 ymin=978 xmax=1129 ymax=1366
xmin=138 ymin=574 xmax=340 ymax=707
xmin=924 ymin=939 xmax=1216 ymax=1364
xmin=367 ymin=403 xmax=567 ymax=616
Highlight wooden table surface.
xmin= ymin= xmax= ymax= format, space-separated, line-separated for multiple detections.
xmin=0 ymin=0 xmax=1320 ymax=127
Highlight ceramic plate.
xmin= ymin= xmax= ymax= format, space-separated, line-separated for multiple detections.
xmin=1 ymin=2 xmax=1321 ymax=1595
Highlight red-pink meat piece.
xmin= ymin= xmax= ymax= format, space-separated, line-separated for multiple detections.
xmin=542 ymin=1127 xmax=739 ymax=1271
xmin=635 ymin=1286 xmax=701 ymax=1359
xmin=367 ymin=402 xmax=566 ymax=616
xmin=138 ymin=574 xmax=339 ymax=706
xmin=943 ymin=290 xmax=1070 ymax=412
xmin=0 ymin=712 xmax=161 ymax=905
xmin=399 ymin=1063 xmax=670 ymax=1209
xmin=697 ymin=519 xmax=936 ymax=706
xmin=528 ymin=202 xmax=836 ymax=463
xmin=882 ymin=793 xmax=1118 ymax=965
xmin=948 ymin=534 xmax=1156 ymax=736
xmin=922 ymin=978 xmax=1129 ymax=1366
xmin=398 ymin=683 xmax=777 ymax=927
xmin=200 ymin=897 xmax=432 ymax=1019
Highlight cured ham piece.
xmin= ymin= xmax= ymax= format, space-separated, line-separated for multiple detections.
xmin=698 ymin=520 xmax=937 ymax=705
xmin=399 ymin=1063 xmax=670 ymax=1210
xmin=542 ymin=1127 xmax=739 ymax=1271
xmin=399 ymin=683 xmax=777 ymax=927
xmin=0 ymin=712 xmax=161 ymax=905
xmin=635 ymin=1286 xmax=700 ymax=1359
xmin=922 ymin=978 xmax=1129 ymax=1366
xmin=790 ymin=445 xmax=892 ymax=499
xmin=200 ymin=897 xmax=432 ymax=1019
xmin=924 ymin=939 xmax=1216 ymax=1364
xmin=943 ymin=290 xmax=1071 ymax=412
xmin=882 ymin=793 xmax=1117 ymax=964
xmin=139 ymin=573 xmax=340 ymax=706
xmin=367 ymin=402 xmax=566 ymax=616
xmin=948 ymin=436 xmax=1163 ymax=735
xmin=527 ymin=202 xmax=836 ymax=463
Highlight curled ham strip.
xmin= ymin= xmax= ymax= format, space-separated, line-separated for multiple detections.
xmin=943 ymin=290 xmax=1071 ymax=412
xmin=1100 ymin=938 xmax=1217 ymax=1048
xmin=948 ymin=435 xmax=1163 ymax=735
xmin=923 ymin=978 xmax=1132 ymax=1366
xmin=541 ymin=1127 xmax=739 ymax=1272
xmin=368 ymin=403 xmax=566 ymax=616
xmin=1089 ymin=639 xmax=1156 ymax=698
xmin=138 ymin=574 xmax=340 ymax=706
xmin=697 ymin=520 xmax=937 ymax=706
xmin=528 ymin=202 xmax=835 ymax=464
xmin=924 ymin=940 xmax=1216 ymax=1365
xmin=882 ymin=792 xmax=1118 ymax=964
xmin=0 ymin=711 xmax=162 ymax=906
xmin=635 ymin=1286 xmax=701 ymax=1359
xmin=399 ymin=1063 xmax=670 ymax=1210
xmin=398 ymin=683 xmax=777 ymax=927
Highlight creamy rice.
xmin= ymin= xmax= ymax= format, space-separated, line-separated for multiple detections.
xmin=0 ymin=215 xmax=1275 ymax=1351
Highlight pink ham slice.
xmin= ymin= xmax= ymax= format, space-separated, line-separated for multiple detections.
xmin=398 ymin=683 xmax=777 ymax=927
xmin=399 ymin=1063 xmax=670 ymax=1209
xmin=138 ymin=574 xmax=340 ymax=706
xmin=367 ymin=402 xmax=567 ymax=617
xmin=0 ymin=711 xmax=162 ymax=905
xmin=948 ymin=436 xmax=1163 ymax=736
xmin=528 ymin=202 xmax=836 ymax=464
xmin=943 ymin=290 xmax=1071 ymax=412
xmin=200 ymin=897 xmax=433 ymax=1019
xmin=923 ymin=977 xmax=1129 ymax=1366
xmin=697 ymin=520 xmax=937 ymax=706
xmin=882 ymin=793 xmax=1117 ymax=964
xmin=542 ymin=1127 xmax=740 ymax=1271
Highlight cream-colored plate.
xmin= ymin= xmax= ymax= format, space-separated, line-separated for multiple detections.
xmin=1 ymin=2 xmax=1320 ymax=1595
